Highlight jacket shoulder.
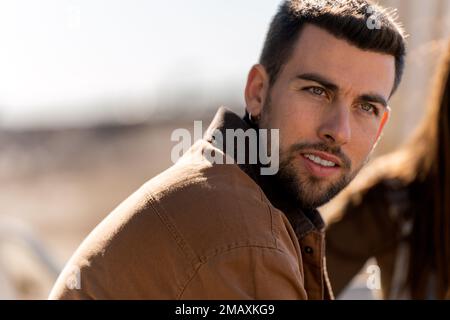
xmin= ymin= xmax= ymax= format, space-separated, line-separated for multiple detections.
xmin=49 ymin=141 xmax=296 ymax=299
xmin=144 ymin=157 xmax=284 ymax=259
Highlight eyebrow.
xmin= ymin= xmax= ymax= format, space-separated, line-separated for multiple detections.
xmin=296 ymin=73 xmax=338 ymax=92
xmin=358 ymin=93 xmax=388 ymax=109
xmin=296 ymin=72 xmax=388 ymax=109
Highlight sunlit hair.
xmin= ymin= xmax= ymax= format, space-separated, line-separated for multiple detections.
xmin=400 ymin=42 xmax=450 ymax=299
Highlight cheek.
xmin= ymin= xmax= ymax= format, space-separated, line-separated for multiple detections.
xmin=271 ymin=96 xmax=319 ymax=149
xmin=279 ymin=104 xmax=318 ymax=151
xmin=355 ymin=116 xmax=383 ymax=146
xmin=347 ymin=122 xmax=379 ymax=164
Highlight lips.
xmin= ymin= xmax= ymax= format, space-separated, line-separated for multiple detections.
xmin=298 ymin=151 xmax=342 ymax=178
xmin=301 ymin=150 xmax=343 ymax=167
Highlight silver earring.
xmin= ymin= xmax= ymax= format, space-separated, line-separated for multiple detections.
xmin=249 ymin=112 xmax=259 ymax=123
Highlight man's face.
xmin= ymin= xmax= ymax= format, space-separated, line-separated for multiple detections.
xmin=247 ymin=24 xmax=395 ymax=208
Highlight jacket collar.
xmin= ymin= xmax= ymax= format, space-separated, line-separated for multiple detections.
xmin=204 ymin=106 xmax=325 ymax=238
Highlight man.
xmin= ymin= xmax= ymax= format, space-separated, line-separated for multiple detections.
xmin=49 ymin=0 xmax=406 ymax=299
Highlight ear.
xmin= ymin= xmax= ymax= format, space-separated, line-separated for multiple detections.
xmin=244 ymin=64 xmax=270 ymax=118
xmin=375 ymin=107 xmax=391 ymax=141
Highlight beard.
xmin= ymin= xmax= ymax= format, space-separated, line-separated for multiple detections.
xmin=273 ymin=142 xmax=364 ymax=209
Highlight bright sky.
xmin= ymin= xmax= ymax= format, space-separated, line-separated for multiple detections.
xmin=0 ymin=0 xmax=280 ymax=127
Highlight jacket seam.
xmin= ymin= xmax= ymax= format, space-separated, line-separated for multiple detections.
xmin=145 ymin=193 xmax=198 ymax=265
xmin=255 ymin=186 xmax=279 ymax=250
xmin=177 ymin=245 xmax=287 ymax=299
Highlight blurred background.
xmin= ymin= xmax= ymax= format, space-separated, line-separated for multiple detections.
xmin=0 ymin=0 xmax=449 ymax=299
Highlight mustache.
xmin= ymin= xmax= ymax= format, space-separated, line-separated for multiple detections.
xmin=288 ymin=142 xmax=352 ymax=169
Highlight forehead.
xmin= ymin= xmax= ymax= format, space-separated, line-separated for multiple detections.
xmin=282 ymin=24 xmax=396 ymax=98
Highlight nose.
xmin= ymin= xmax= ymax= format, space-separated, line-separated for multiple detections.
xmin=317 ymin=102 xmax=351 ymax=146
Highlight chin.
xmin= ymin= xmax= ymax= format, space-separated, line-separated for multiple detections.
xmin=295 ymin=175 xmax=347 ymax=208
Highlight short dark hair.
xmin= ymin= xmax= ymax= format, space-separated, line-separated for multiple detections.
xmin=260 ymin=0 xmax=407 ymax=94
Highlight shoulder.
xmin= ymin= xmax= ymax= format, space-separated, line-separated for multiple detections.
xmin=50 ymin=140 xmax=297 ymax=299
xmin=143 ymin=151 xmax=285 ymax=259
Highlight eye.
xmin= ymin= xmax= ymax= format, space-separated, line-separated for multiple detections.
xmin=305 ymin=86 xmax=327 ymax=97
xmin=359 ymin=103 xmax=379 ymax=116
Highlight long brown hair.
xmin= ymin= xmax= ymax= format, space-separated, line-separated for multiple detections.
xmin=400 ymin=42 xmax=450 ymax=299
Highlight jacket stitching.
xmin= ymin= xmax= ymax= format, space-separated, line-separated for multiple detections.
xmin=253 ymin=185 xmax=279 ymax=251
xmin=177 ymin=245 xmax=288 ymax=299
xmin=146 ymin=193 xmax=198 ymax=265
